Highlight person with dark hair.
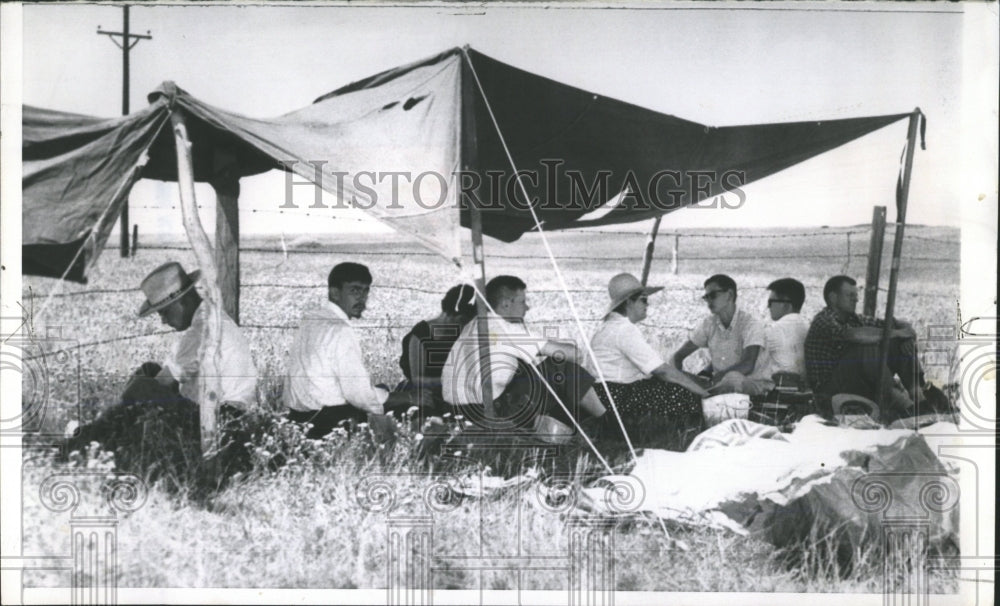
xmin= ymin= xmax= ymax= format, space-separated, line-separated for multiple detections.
xmin=589 ymin=273 xmax=710 ymax=439
xmin=284 ymin=262 xmax=395 ymax=437
xmin=395 ymin=284 xmax=477 ymax=413
xmin=441 ymin=274 xmax=607 ymax=435
xmin=740 ymin=278 xmax=811 ymax=395
xmin=804 ymin=274 xmax=929 ymax=420
xmin=671 ymin=274 xmax=765 ymax=393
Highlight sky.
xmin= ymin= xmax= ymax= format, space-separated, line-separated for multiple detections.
xmin=14 ymin=3 xmax=992 ymax=238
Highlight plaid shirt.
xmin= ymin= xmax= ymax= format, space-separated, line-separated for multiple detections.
xmin=804 ymin=306 xmax=883 ymax=391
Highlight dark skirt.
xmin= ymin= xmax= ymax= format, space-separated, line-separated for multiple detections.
xmin=593 ymin=378 xmax=702 ymax=417
xmin=593 ymin=378 xmax=703 ymax=448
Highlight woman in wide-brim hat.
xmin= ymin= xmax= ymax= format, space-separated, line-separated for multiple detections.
xmin=589 ymin=273 xmax=710 ymax=445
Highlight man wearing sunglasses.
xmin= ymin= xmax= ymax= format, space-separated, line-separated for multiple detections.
xmin=671 ymin=274 xmax=765 ymax=393
xmin=740 ymin=278 xmax=811 ymax=395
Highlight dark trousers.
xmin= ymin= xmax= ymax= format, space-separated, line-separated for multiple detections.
xmin=286 ymin=405 xmax=369 ymax=439
xmin=824 ymin=337 xmax=924 ymax=413
xmin=61 ymin=362 xmax=247 ymax=476
xmin=493 ymin=358 xmax=597 ymax=429
xmin=384 ymin=381 xmax=454 ymax=420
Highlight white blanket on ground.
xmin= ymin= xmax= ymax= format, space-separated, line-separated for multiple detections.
xmin=585 ymin=415 xmax=959 ymax=538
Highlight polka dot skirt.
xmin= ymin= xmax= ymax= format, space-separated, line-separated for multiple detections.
xmin=594 ymin=378 xmax=701 ymax=418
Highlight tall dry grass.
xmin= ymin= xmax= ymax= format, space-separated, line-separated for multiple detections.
xmin=18 ymin=227 xmax=962 ymax=592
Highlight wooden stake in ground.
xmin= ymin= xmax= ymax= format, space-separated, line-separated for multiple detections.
xmin=170 ymin=109 xmax=224 ymax=457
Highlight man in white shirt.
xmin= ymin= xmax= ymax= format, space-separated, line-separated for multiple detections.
xmin=441 ymin=275 xmax=607 ymax=430
xmin=671 ymin=274 xmax=765 ymax=394
xmin=284 ymin=262 xmax=394 ymax=438
xmin=741 ymin=278 xmax=811 ymax=395
xmin=63 ymin=262 xmax=258 ymax=463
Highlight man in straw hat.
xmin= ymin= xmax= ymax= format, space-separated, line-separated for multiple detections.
xmin=62 ymin=261 xmax=258 ymax=464
xmin=671 ymin=273 xmax=765 ymax=394
xmin=441 ymin=275 xmax=608 ymax=436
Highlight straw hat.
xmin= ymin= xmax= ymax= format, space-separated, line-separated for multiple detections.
xmin=138 ymin=262 xmax=201 ymax=317
xmin=606 ymin=272 xmax=663 ymax=315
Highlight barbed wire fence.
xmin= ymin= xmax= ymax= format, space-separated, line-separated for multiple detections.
xmin=19 ymin=225 xmax=959 ymax=361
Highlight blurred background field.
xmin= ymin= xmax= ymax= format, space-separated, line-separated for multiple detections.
xmin=22 ymin=224 xmax=961 ymax=421
xmin=18 ymin=224 xmax=961 ymax=592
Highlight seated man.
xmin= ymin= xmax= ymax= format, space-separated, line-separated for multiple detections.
xmin=671 ymin=274 xmax=765 ymax=394
xmin=284 ymin=262 xmax=399 ymax=438
xmin=441 ymin=275 xmax=607 ymax=432
xmin=63 ymin=262 xmax=258 ymax=467
xmin=805 ymin=275 xmax=927 ymax=420
xmin=741 ymin=277 xmax=811 ymax=395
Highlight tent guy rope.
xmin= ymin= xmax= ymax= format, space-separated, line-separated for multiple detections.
xmin=462 ymin=48 xmax=638 ymax=463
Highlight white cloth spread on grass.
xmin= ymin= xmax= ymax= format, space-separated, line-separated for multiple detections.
xmin=585 ymin=416 xmax=960 ymax=540
xmin=284 ymin=300 xmax=388 ymax=414
xmin=441 ymin=312 xmax=548 ymax=405
xmin=588 ymin=312 xmax=663 ymax=384
xmin=164 ymin=304 xmax=258 ymax=410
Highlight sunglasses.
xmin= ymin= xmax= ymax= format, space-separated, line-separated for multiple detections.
xmin=702 ymin=290 xmax=727 ymax=302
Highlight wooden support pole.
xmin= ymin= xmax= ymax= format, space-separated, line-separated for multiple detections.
xmin=211 ymin=149 xmax=241 ymax=324
xmin=863 ymin=206 xmax=887 ymax=317
xmin=461 ymin=48 xmax=494 ymax=418
xmin=639 ymin=216 xmax=663 ymax=285
xmin=671 ymin=233 xmax=680 ymax=275
xmin=876 ymin=110 xmax=922 ymax=409
xmin=170 ymin=110 xmax=223 ymax=457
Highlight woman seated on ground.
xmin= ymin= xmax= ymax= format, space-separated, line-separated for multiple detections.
xmin=589 ymin=273 xmax=710 ymax=446
xmin=392 ymin=284 xmax=477 ymax=416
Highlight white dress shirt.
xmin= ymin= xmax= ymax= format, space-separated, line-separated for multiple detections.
xmin=283 ymin=300 xmax=388 ymax=414
xmin=588 ymin=313 xmax=663 ymax=384
xmin=750 ymin=312 xmax=810 ymax=380
xmin=164 ymin=303 xmax=258 ymax=410
xmin=441 ymin=312 xmax=547 ymax=405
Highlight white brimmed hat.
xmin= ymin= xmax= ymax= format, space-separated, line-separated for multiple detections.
xmin=138 ymin=262 xmax=201 ymax=317
xmin=606 ymin=272 xmax=663 ymax=315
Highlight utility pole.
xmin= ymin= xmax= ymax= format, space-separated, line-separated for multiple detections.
xmin=98 ymin=6 xmax=151 ymax=258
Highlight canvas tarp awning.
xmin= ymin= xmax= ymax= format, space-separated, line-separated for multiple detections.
xmin=23 ymin=47 xmax=912 ymax=282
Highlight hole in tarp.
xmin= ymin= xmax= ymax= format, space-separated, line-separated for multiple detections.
xmin=403 ymin=95 xmax=427 ymax=110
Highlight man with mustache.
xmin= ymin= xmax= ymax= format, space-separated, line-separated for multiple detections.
xmin=284 ymin=262 xmax=391 ymax=438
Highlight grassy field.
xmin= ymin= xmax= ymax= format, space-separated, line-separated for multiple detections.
xmin=19 ymin=225 xmax=961 ymax=592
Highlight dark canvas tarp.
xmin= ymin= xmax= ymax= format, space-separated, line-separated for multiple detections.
xmin=23 ymin=105 xmax=169 ymax=281
xmin=23 ymin=46 xmax=911 ymax=282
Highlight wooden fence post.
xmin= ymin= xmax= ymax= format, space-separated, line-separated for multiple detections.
xmin=130 ymin=224 xmax=138 ymax=258
xmin=639 ymin=216 xmax=663 ymax=285
xmin=212 ymin=148 xmax=241 ymax=324
xmin=863 ymin=206 xmax=887 ymax=317
xmin=671 ymin=233 xmax=679 ymax=275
